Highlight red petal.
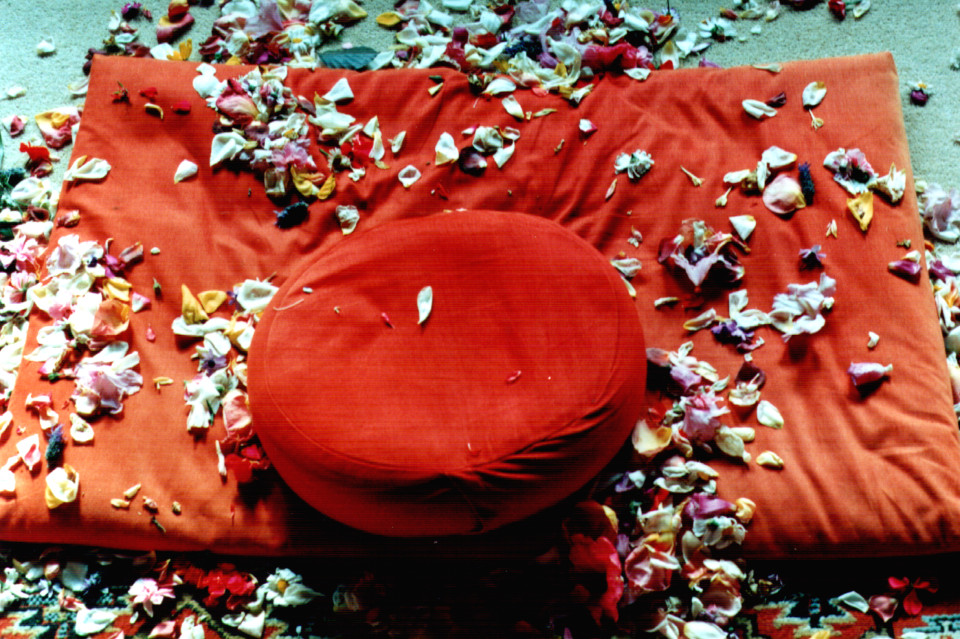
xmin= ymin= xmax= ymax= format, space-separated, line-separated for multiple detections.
xmin=172 ymin=100 xmax=191 ymax=114
xmin=888 ymin=576 xmax=911 ymax=590
xmin=902 ymin=590 xmax=923 ymax=616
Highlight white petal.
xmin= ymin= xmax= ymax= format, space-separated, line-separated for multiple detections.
xmin=761 ymin=145 xmax=797 ymax=170
xmin=483 ymin=77 xmax=517 ymax=96
xmin=174 ymin=160 xmax=198 ymax=183
xmin=742 ymin=99 xmax=777 ymax=119
xmin=684 ymin=621 xmax=727 ymax=639
xmin=729 ymin=215 xmax=756 ymax=241
xmin=435 ymin=132 xmax=458 ymax=165
xmin=835 ymin=591 xmax=870 ymax=613
xmin=64 ymin=157 xmax=111 ymax=183
xmin=69 ymin=413 xmax=95 ymax=443
xmin=802 ymin=81 xmax=827 ymax=108
xmin=0 ymin=469 xmax=14 ymax=495
xmin=417 ymin=286 xmax=433 ymax=325
xmin=74 ymin=608 xmax=116 ymax=636
xmin=624 ymin=67 xmax=651 ymax=81
xmin=390 ymin=131 xmax=406 ymax=154
xmin=757 ymin=400 xmax=783 ymax=428
xmin=336 ymin=205 xmax=360 ymax=235
xmin=492 ymin=144 xmax=515 ymax=168
xmin=37 ymin=39 xmax=56 ymax=55
xmin=322 ymin=78 xmax=354 ymax=104
xmin=398 ymin=165 xmax=421 ymax=188
xmin=723 ymin=169 xmax=752 ymax=184
xmin=46 ymin=465 xmax=80 ymax=507
xmin=501 ymin=95 xmax=525 ymax=120
xmin=235 ymin=280 xmax=278 ymax=314
xmin=194 ymin=68 xmax=221 ymax=99
xmin=210 ymin=131 xmax=247 ymax=167
xmin=363 ymin=116 xmax=380 ymax=137
xmin=369 ymin=130 xmax=385 ymax=162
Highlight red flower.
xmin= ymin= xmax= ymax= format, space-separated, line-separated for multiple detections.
xmin=200 ymin=564 xmax=258 ymax=610
xmin=19 ymin=143 xmax=50 ymax=164
xmin=888 ymin=576 xmax=937 ymax=616
xmin=140 ymin=87 xmax=159 ymax=101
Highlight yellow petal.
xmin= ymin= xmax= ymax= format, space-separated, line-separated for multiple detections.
xmin=198 ymin=290 xmax=228 ymax=314
xmin=291 ymin=166 xmax=324 ymax=198
xmin=102 ymin=277 xmax=132 ymax=302
xmin=847 ymin=191 xmax=874 ymax=232
xmin=45 ymin=464 xmax=80 ymax=509
xmin=181 ymin=285 xmax=209 ymax=324
xmin=376 ymin=11 xmax=403 ymax=27
xmin=317 ymin=173 xmax=336 ymax=200
xmin=631 ymin=418 xmax=672 ymax=458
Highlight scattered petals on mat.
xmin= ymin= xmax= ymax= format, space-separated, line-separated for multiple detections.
xmin=658 ymin=219 xmax=747 ymax=289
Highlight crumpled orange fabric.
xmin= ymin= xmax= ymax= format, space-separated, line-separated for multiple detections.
xmin=2 ymin=51 xmax=958 ymax=559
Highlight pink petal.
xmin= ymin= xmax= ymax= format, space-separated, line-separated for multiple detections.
xmin=869 ymin=594 xmax=898 ymax=622
xmin=847 ymin=362 xmax=892 ymax=388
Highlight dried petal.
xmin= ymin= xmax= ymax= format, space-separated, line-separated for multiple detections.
xmin=742 ymin=99 xmax=777 ymax=119
xmin=756 ymin=450 xmax=784 ymax=469
xmin=802 ymin=81 xmax=827 ymax=108
xmin=457 ymin=147 xmax=487 ymax=176
xmin=614 ymin=150 xmax=654 ymax=181
xmin=16 ymin=434 xmax=41 ymax=472
xmin=322 ymin=78 xmax=354 ymax=104
xmin=867 ymin=331 xmax=880 ymax=349
xmin=417 ymin=286 xmax=433 ymax=325
xmin=398 ymin=165 xmax=421 ymax=188
xmin=390 ymin=131 xmax=406 ymax=154
xmin=684 ymin=308 xmax=717 ymax=332
xmin=756 ymin=399 xmax=783 ymax=428
xmin=579 ymin=119 xmax=597 ymax=137
xmin=45 ymin=464 xmax=80 ymax=508
xmin=762 ymin=174 xmax=806 ymax=215
xmin=605 ymin=177 xmax=617 ymax=200
xmin=483 ymin=78 xmax=517 ymax=96
xmin=847 ymin=191 xmax=874 ymax=232
xmin=435 ymin=132 xmax=458 ymax=166
xmin=848 ymin=362 xmax=892 ymax=388
xmin=336 ymin=205 xmax=360 ymax=235
xmin=760 ymin=146 xmax=797 ymax=170
xmin=729 ymin=215 xmax=756 ymax=241
xmin=64 ymin=156 xmax=111 ymax=183
xmin=69 ymin=413 xmax=94 ymax=443
xmin=174 ymin=160 xmax=198 ymax=183
xmin=631 ymin=419 xmax=672 ymax=458
xmin=873 ymin=164 xmax=906 ymax=204
xmin=501 ymin=95 xmax=524 ymax=120
xmin=888 ymin=259 xmax=922 ymax=283
xmin=654 ymin=297 xmax=679 ymax=308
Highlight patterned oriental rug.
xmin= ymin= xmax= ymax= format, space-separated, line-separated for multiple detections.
xmin=0 ymin=545 xmax=955 ymax=639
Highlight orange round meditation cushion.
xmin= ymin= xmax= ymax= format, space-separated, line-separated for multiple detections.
xmin=247 ymin=210 xmax=646 ymax=537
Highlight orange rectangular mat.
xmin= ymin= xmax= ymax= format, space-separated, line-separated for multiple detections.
xmin=1 ymin=51 xmax=957 ymax=559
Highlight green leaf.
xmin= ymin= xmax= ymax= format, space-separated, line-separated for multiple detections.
xmin=319 ymin=46 xmax=379 ymax=70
